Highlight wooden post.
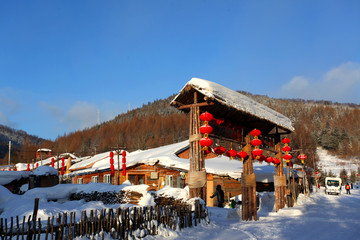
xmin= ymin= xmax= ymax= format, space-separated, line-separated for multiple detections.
xmin=188 ymin=91 xmax=206 ymax=200
xmin=241 ymin=131 xmax=257 ymax=221
xmin=274 ymin=136 xmax=286 ymax=211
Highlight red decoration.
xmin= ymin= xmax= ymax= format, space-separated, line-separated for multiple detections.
xmin=251 ymin=139 xmax=262 ymax=146
xmin=345 ymin=176 xmax=347 ymax=178
xmin=252 ymin=148 xmax=263 ymax=157
xmin=122 ymin=163 xmax=126 ymax=176
xmin=283 ymin=154 xmax=292 ymax=160
xmin=110 ymin=164 xmax=115 ymax=177
xmin=214 ymin=146 xmax=226 ymax=155
xmin=200 ymin=124 xmax=213 ymax=134
xmin=266 ymin=156 xmax=274 ymax=164
xmin=273 ymin=158 xmax=280 ymax=165
xmin=258 ymin=155 xmax=267 ymax=162
xmin=122 ymin=151 xmax=126 ymax=176
xmin=298 ymin=154 xmax=307 ymax=164
xmin=200 ymin=137 xmax=213 ymax=148
xmin=281 ymin=138 xmax=290 ymax=144
xmin=226 ymin=149 xmax=237 ymax=160
xmin=250 ymin=129 xmax=261 ymax=137
xmin=51 ymin=158 xmax=54 ymax=168
xmin=14 ymin=168 xmax=17 ymax=171
xmin=36 ymin=163 xmax=39 ymax=168
xmin=27 ymin=164 xmax=30 ymax=171
xmin=237 ymin=151 xmax=248 ymax=159
xmin=200 ymin=112 xmax=213 ymax=122
xmin=282 ymin=146 xmax=291 ymax=152
xmin=110 ymin=152 xmax=114 ymax=158
xmin=61 ymin=157 xmax=65 ymax=175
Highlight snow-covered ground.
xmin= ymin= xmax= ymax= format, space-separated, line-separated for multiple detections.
xmin=317 ymin=147 xmax=360 ymax=176
xmin=146 ymin=188 xmax=360 ymax=240
xmin=1 ymin=182 xmax=360 ymax=240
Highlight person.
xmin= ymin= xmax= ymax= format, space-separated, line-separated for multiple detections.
xmin=345 ymin=183 xmax=351 ymax=194
xmin=210 ymin=185 xmax=225 ymax=207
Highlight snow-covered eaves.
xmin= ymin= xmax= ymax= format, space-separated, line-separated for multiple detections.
xmin=67 ymin=141 xmax=285 ymax=183
xmin=171 ymin=78 xmax=294 ymax=133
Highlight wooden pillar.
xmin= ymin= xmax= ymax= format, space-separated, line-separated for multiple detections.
xmin=241 ymin=132 xmax=257 ymax=221
xmin=189 ymin=92 xmax=206 ymax=200
xmin=274 ymin=136 xmax=286 ymax=211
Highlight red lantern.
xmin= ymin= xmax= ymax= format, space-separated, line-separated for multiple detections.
xmin=266 ymin=156 xmax=274 ymax=163
xmin=122 ymin=163 xmax=126 ymax=176
xmin=61 ymin=157 xmax=65 ymax=175
xmin=298 ymin=154 xmax=307 ymax=164
xmin=214 ymin=146 xmax=226 ymax=155
xmin=14 ymin=168 xmax=17 ymax=171
xmin=27 ymin=164 xmax=30 ymax=171
xmin=226 ymin=149 xmax=237 ymax=159
xmin=251 ymin=139 xmax=262 ymax=146
xmin=200 ymin=112 xmax=213 ymax=122
xmin=282 ymin=146 xmax=291 ymax=152
xmin=36 ymin=163 xmax=39 ymax=168
xmin=110 ymin=164 xmax=115 ymax=177
xmin=200 ymin=124 xmax=213 ymax=134
xmin=281 ymin=138 xmax=290 ymax=144
xmin=345 ymin=176 xmax=347 ymax=178
xmin=110 ymin=152 xmax=114 ymax=158
xmin=273 ymin=158 xmax=280 ymax=165
xmin=258 ymin=155 xmax=267 ymax=162
xmin=122 ymin=151 xmax=126 ymax=157
xmin=283 ymin=154 xmax=292 ymax=160
xmin=51 ymin=158 xmax=54 ymax=168
xmin=200 ymin=137 xmax=213 ymax=148
xmin=252 ymin=148 xmax=263 ymax=158
xmin=237 ymin=151 xmax=248 ymax=159
xmin=250 ymin=129 xmax=261 ymax=137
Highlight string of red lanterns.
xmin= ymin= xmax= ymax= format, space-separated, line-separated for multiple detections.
xmin=122 ymin=151 xmax=126 ymax=176
xmin=281 ymin=138 xmax=292 ymax=164
xmin=250 ymin=129 xmax=263 ymax=160
xmin=199 ymin=112 xmax=214 ymax=151
xmin=110 ymin=152 xmax=115 ymax=177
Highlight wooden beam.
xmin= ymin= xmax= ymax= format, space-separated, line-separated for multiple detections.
xmin=178 ymin=101 xmax=214 ymax=110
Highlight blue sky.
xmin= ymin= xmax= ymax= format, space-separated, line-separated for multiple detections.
xmin=1 ymin=1 xmax=359 ymax=140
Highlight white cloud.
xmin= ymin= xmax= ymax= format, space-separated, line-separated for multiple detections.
xmin=280 ymin=62 xmax=360 ymax=103
xmin=39 ymin=102 xmax=64 ymax=118
xmin=0 ymin=111 xmax=11 ymax=126
xmin=62 ymin=102 xmax=99 ymax=131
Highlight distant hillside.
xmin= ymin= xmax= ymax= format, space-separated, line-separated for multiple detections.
xmin=2 ymin=92 xmax=360 ymax=169
xmin=0 ymin=125 xmax=44 ymax=164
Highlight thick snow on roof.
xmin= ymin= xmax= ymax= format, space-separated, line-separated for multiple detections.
xmin=172 ymin=78 xmax=294 ymax=132
xmin=32 ymin=166 xmax=59 ymax=176
xmin=68 ymin=141 xmax=283 ymax=183
xmin=0 ymin=171 xmax=31 ymax=185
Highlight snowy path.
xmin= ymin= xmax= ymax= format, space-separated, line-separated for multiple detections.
xmin=146 ymin=188 xmax=360 ymax=240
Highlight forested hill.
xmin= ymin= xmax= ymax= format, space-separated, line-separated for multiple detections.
xmin=1 ymin=93 xmax=360 ymax=166
xmin=0 ymin=125 xmax=44 ymax=162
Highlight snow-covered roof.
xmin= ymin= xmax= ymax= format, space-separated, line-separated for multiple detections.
xmin=67 ymin=141 xmax=285 ymax=183
xmin=0 ymin=171 xmax=31 ymax=185
xmin=171 ymin=78 xmax=294 ymax=133
xmin=32 ymin=166 xmax=59 ymax=176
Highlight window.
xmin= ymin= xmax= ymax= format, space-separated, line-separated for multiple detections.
xmin=166 ymin=175 xmax=173 ymax=187
xmin=128 ymin=174 xmax=145 ymax=185
xmin=77 ymin=178 xmax=83 ymax=184
xmin=104 ymin=174 xmax=112 ymax=184
xmin=91 ymin=176 xmax=98 ymax=183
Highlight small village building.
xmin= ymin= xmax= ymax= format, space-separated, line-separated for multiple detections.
xmin=28 ymin=166 xmax=59 ymax=189
xmin=66 ymin=141 xmax=286 ymax=207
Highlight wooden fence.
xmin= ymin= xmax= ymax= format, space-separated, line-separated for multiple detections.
xmin=0 ymin=199 xmax=208 ymax=239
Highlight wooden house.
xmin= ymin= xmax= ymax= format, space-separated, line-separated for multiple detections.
xmin=66 ymin=141 xmax=281 ymax=207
